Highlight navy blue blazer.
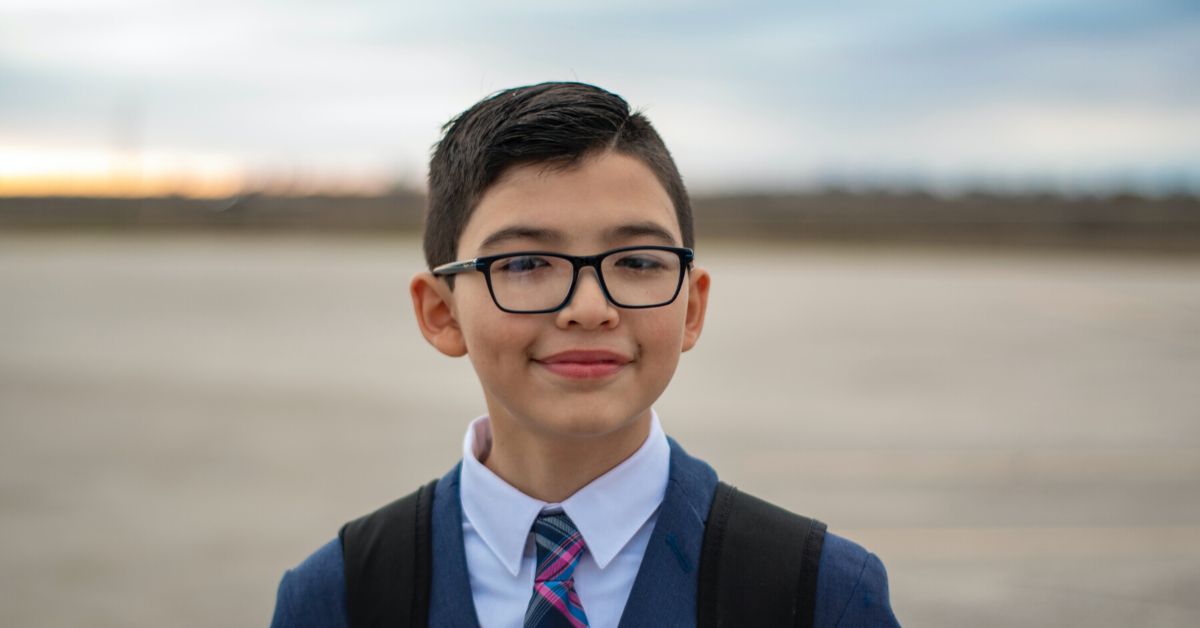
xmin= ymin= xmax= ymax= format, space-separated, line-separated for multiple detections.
xmin=271 ymin=438 xmax=899 ymax=627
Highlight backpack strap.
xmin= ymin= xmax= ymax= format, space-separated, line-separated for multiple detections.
xmin=698 ymin=481 xmax=828 ymax=628
xmin=339 ymin=478 xmax=438 ymax=628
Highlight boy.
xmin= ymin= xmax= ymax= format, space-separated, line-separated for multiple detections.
xmin=271 ymin=81 xmax=898 ymax=627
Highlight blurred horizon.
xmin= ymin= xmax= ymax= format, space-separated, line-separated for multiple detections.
xmin=3 ymin=1 xmax=1199 ymax=199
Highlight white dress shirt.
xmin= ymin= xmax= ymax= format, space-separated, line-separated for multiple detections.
xmin=458 ymin=410 xmax=671 ymax=628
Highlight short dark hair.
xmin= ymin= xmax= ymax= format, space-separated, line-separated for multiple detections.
xmin=424 ymin=81 xmax=694 ymax=272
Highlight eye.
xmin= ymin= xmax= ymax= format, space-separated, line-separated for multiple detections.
xmin=493 ymin=255 xmax=553 ymax=274
xmin=613 ymin=253 xmax=669 ymax=271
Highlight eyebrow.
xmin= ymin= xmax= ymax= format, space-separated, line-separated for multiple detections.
xmin=608 ymin=221 xmax=678 ymax=246
xmin=477 ymin=226 xmax=562 ymax=253
xmin=476 ymin=220 xmax=678 ymax=255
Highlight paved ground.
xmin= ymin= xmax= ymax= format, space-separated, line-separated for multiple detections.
xmin=2 ymin=233 xmax=1198 ymax=627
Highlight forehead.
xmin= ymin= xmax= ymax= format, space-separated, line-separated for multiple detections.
xmin=457 ymin=151 xmax=681 ymax=257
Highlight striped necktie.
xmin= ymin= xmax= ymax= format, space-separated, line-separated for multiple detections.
xmin=524 ymin=512 xmax=590 ymax=628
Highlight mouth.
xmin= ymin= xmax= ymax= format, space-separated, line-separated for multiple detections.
xmin=534 ymin=349 xmax=632 ymax=380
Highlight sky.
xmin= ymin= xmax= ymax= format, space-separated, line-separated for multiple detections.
xmin=1 ymin=0 xmax=1198 ymax=197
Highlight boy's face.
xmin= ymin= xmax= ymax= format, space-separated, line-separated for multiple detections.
xmin=411 ymin=151 xmax=709 ymax=442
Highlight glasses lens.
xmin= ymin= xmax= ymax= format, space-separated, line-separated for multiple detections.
xmin=601 ymin=248 xmax=683 ymax=307
xmin=487 ymin=254 xmax=574 ymax=312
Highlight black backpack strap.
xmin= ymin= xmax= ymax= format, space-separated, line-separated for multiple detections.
xmin=698 ymin=481 xmax=828 ymax=628
xmin=339 ymin=479 xmax=438 ymax=628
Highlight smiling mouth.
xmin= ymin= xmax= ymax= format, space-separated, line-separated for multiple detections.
xmin=535 ymin=350 xmax=631 ymax=380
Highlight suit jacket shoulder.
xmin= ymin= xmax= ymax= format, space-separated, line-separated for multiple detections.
xmin=270 ymin=538 xmax=349 ymax=628
xmin=814 ymin=531 xmax=899 ymax=627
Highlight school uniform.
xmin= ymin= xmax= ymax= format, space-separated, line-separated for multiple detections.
xmin=271 ymin=412 xmax=899 ymax=627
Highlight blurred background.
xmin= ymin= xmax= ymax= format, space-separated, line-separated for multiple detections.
xmin=2 ymin=1 xmax=1199 ymax=626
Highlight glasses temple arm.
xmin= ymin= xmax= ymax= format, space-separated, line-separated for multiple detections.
xmin=431 ymin=259 xmax=480 ymax=275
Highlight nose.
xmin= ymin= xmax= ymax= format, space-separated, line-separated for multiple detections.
xmin=555 ymin=267 xmax=619 ymax=329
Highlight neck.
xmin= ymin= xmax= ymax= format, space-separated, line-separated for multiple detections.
xmin=481 ymin=411 xmax=652 ymax=503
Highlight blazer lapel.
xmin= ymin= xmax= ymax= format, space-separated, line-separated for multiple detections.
xmin=618 ymin=438 xmax=719 ymax=628
xmin=428 ymin=463 xmax=482 ymax=628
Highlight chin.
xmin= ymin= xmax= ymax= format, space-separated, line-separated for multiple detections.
xmin=533 ymin=404 xmax=648 ymax=440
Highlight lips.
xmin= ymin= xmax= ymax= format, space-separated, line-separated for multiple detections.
xmin=535 ymin=349 xmax=632 ymax=379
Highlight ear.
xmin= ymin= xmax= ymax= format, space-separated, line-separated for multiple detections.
xmin=410 ymin=272 xmax=467 ymax=357
xmin=681 ymin=266 xmax=710 ymax=352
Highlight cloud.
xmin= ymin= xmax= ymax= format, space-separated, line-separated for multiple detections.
xmin=1 ymin=0 xmax=1197 ymax=194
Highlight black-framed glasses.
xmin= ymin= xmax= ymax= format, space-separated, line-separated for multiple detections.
xmin=432 ymin=245 xmax=694 ymax=314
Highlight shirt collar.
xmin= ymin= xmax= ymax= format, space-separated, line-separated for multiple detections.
xmin=459 ymin=410 xmax=670 ymax=576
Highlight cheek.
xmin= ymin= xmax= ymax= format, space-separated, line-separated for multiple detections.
xmin=462 ymin=319 xmax=534 ymax=402
xmin=637 ymin=308 xmax=688 ymax=354
xmin=459 ymin=307 xmax=538 ymax=365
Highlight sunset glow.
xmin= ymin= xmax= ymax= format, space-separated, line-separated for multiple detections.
xmin=0 ymin=147 xmax=245 ymax=198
